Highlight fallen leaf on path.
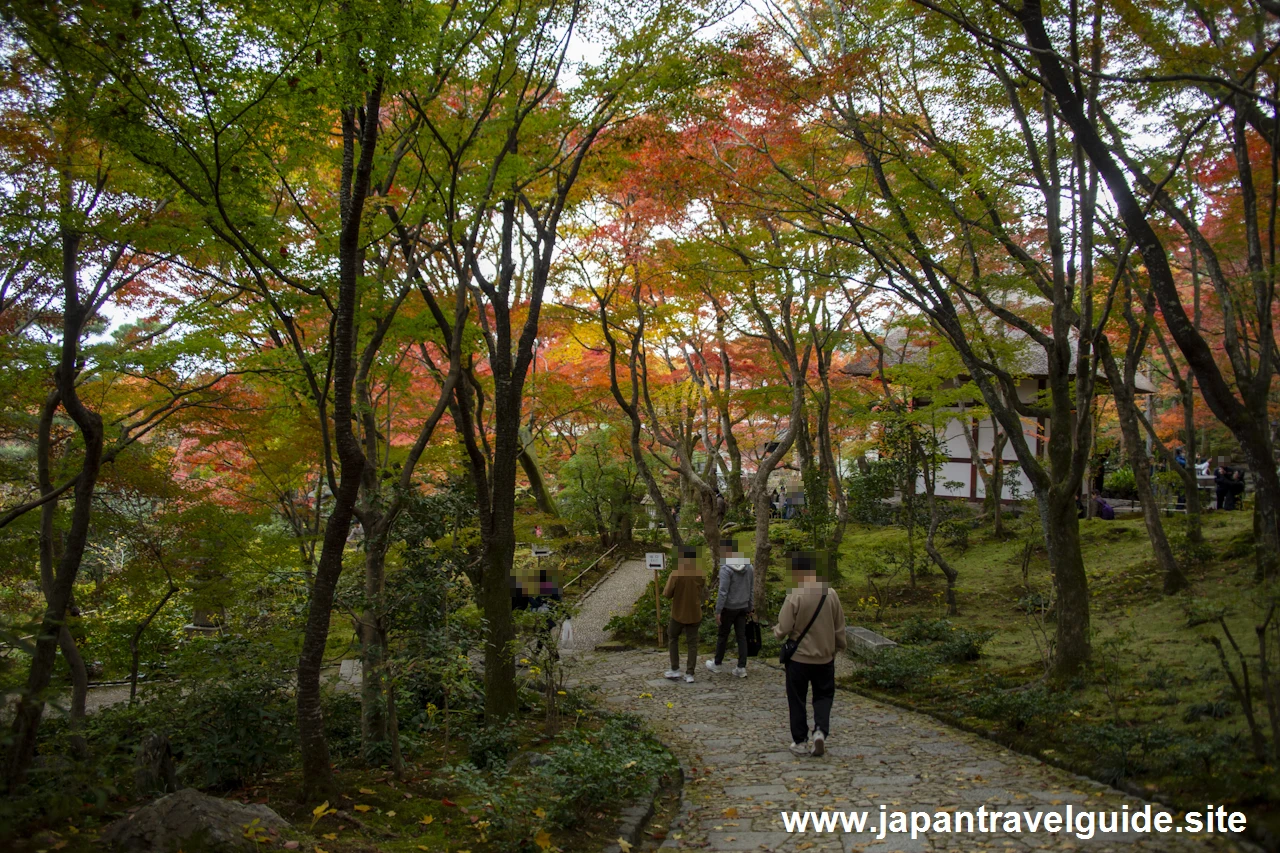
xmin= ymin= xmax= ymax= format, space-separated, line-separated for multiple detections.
xmin=617 ymin=838 xmax=633 ymax=853
xmin=359 ymin=788 xmax=377 ymax=795
xmin=353 ymin=804 xmax=372 ymax=813
xmin=441 ymin=798 xmax=457 ymax=808
xmin=420 ymin=815 xmax=434 ymax=825
xmin=534 ymin=829 xmax=552 ymax=850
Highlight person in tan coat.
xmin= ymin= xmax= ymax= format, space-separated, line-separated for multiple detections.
xmin=662 ymin=546 xmax=706 ymax=683
xmin=773 ymin=552 xmax=846 ymax=756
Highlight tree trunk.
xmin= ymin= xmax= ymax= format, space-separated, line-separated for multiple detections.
xmin=35 ymin=389 xmax=89 ymax=759
xmin=480 ymin=371 xmax=523 ymax=721
xmin=1039 ymin=488 xmax=1091 ymax=678
xmin=5 ymin=230 xmax=104 ymax=791
xmin=297 ymin=85 xmax=384 ymax=799
xmin=298 ymin=476 xmax=361 ymax=799
xmin=130 ymin=583 xmax=178 ymax=705
xmin=1100 ymin=341 xmax=1188 ymax=594
xmin=519 ymin=425 xmax=567 ymax=535
xmin=360 ymin=517 xmax=391 ymax=763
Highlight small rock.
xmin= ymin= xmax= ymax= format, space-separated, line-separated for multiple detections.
xmin=100 ymin=788 xmax=291 ymax=852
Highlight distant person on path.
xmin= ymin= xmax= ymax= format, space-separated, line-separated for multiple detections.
xmin=663 ymin=546 xmax=706 ymax=683
xmin=1231 ymin=468 xmax=1247 ymax=509
xmin=512 ymin=565 xmax=563 ymax=656
xmin=706 ymin=537 xmax=754 ymax=678
xmin=774 ymin=552 xmax=846 ymax=757
xmin=1215 ymin=465 xmax=1231 ymax=510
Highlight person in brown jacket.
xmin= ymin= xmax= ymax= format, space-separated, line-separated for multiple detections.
xmin=773 ymin=551 xmax=846 ymax=756
xmin=662 ymin=546 xmax=706 ymax=683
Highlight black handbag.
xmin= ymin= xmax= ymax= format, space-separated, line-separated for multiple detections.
xmin=779 ymin=593 xmax=827 ymax=666
xmin=745 ymin=617 xmax=763 ymax=657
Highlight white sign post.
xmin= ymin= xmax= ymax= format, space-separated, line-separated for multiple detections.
xmin=646 ymin=552 xmax=666 ymax=647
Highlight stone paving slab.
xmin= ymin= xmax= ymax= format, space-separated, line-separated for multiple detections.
xmin=569 ymin=648 xmax=1246 ymax=852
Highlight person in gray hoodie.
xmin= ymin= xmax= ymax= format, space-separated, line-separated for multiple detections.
xmin=706 ymin=537 xmax=754 ymax=677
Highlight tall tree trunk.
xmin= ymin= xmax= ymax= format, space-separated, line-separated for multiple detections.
xmin=35 ymin=389 xmax=89 ymax=759
xmin=360 ymin=514 xmax=391 ymax=762
xmin=481 ymin=388 xmax=521 ymax=720
xmin=1099 ymin=339 xmax=1188 ymax=594
xmin=298 ymin=475 xmax=361 ymax=798
xmin=5 ymin=230 xmax=104 ymax=790
xmin=1039 ymin=486 xmax=1091 ymax=675
xmin=297 ymin=84 xmax=384 ymax=799
xmin=519 ymin=425 xmax=566 ymax=534
xmin=922 ymin=476 xmax=959 ymax=615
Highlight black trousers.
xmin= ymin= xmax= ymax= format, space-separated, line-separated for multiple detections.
xmin=785 ymin=659 xmax=836 ymax=744
xmin=714 ymin=608 xmax=749 ymax=667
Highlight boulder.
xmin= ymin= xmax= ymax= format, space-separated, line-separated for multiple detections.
xmin=100 ymin=788 xmax=291 ymax=852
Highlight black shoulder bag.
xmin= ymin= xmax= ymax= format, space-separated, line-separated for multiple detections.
xmin=779 ymin=593 xmax=827 ymax=667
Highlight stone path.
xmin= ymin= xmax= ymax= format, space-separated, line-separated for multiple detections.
xmin=561 ymin=557 xmax=654 ymax=653
xmin=566 ymin=649 xmax=1246 ymax=852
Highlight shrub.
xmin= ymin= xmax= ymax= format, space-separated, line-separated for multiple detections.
xmin=856 ymin=646 xmax=937 ymax=690
xmin=467 ymin=721 xmax=519 ymax=770
xmin=449 ymin=713 xmax=675 ymax=850
xmin=935 ymin=628 xmax=995 ymax=662
xmin=171 ymin=673 xmax=296 ymax=789
xmin=938 ymin=518 xmax=970 ymax=551
xmin=1183 ymin=700 xmax=1233 ymax=723
xmin=541 ymin=715 xmax=673 ymax=822
xmin=1103 ymin=467 xmax=1138 ymax=499
xmin=893 ymin=618 xmax=993 ymax=662
xmin=1076 ymin=721 xmax=1178 ymax=784
xmin=1139 ymin=664 xmax=1176 ymax=691
xmin=895 ymin=617 xmax=953 ymax=645
xmin=965 ymin=685 xmax=1066 ymax=732
xmin=846 ymin=462 xmax=897 ymax=525
xmin=322 ymin=691 xmax=364 ymax=760
xmin=768 ymin=523 xmax=810 ymax=553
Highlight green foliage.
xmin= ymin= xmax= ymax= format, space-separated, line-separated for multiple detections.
xmin=322 ymin=692 xmax=364 ymax=760
xmin=936 ymin=628 xmax=995 ymax=662
xmin=172 ymin=673 xmax=296 ymax=789
xmin=1075 ymin=721 xmax=1179 ymax=785
xmin=1183 ymin=700 xmax=1233 ymax=723
xmin=556 ymin=428 xmax=642 ymax=542
xmin=937 ymin=518 xmax=970 ymax=551
xmin=895 ymin=617 xmax=955 ymax=645
xmin=768 ymin=522 xmax=811 ymax=553
xmin=1103 ymin=467 xmax=1138 ymax=499
xmin=846 ymin=461 xmax=896 ymax=525
xmin=855 ymin=646 xmax=937 ymax=689
xmin=449 ymin=713 xmax=675 ymax=849
xmin=540 ymin=715 xmax=674 ymax=821
xmin=965 ymin=685 xmax=1067 ymax=732
xmin=467 ymin=721 xmax=519 ymax=771
xmin=796 ymin=464 xmax=834 ymax=549
xmin=894 ymin=617 xmax=993 ymax=661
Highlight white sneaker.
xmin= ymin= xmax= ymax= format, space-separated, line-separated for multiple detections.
xmin=732 ymin=666 xmax=747 ymax=678
xmin=789 ymin=741 xmax=811 ymax=756
xmin=663 ymin=669 xmax=681 ymax=679
xmin=812 ymin=730 xmax=826 ymax=757
xmin=684 ymin=673 xmax=695 ymax=683
xmin=705 ymin=660 xmax=722 ymax=674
